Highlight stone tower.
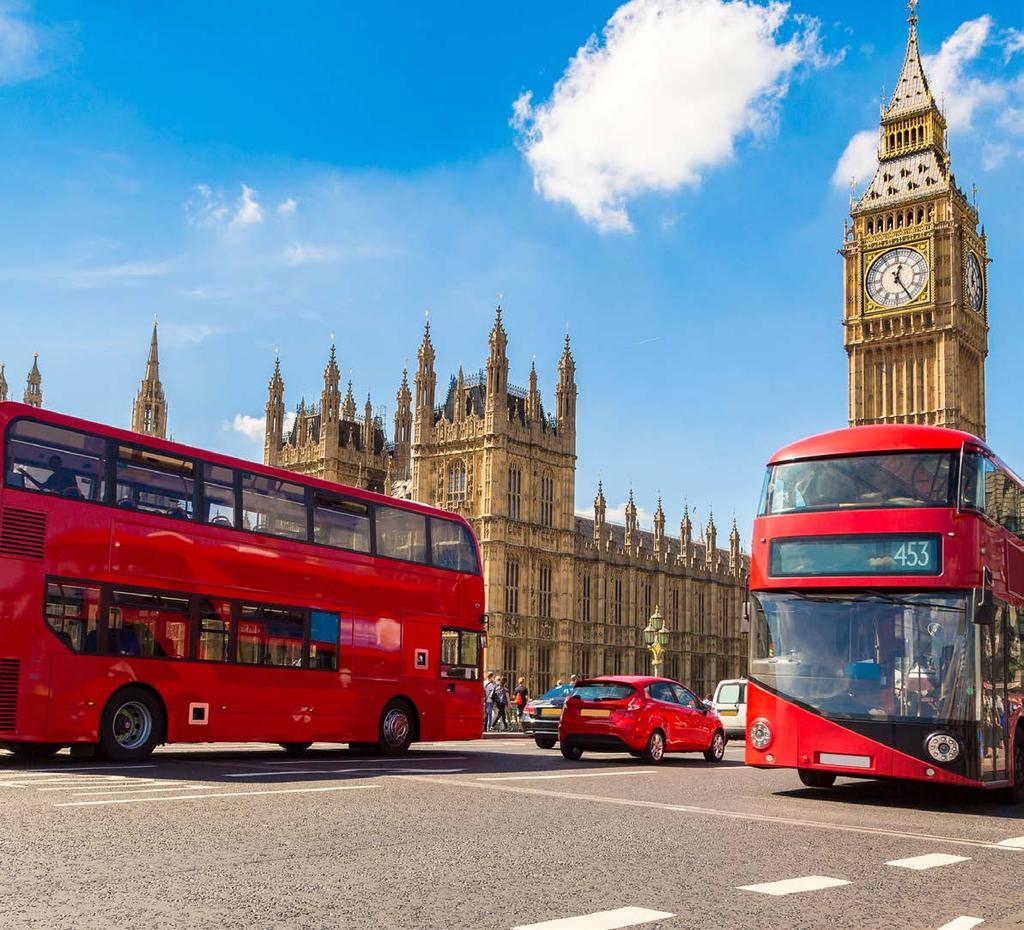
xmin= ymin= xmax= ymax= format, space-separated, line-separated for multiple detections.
xmin=131 ymin=322 xmax=168 ymax=438
xmin=0 ymin=363 xmax=7 ymax=402
xmin=24 ymin=355 xmax=42 ymax=408
xmin=842 ymin=2 xmax=988 ymax=438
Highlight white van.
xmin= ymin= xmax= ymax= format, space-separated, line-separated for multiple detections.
xmin=712 ymin=679 xmax=747 ymax=739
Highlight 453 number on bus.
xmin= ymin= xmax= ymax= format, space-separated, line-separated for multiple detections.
xmin=892 ymin=541 xmax=931 ymax=568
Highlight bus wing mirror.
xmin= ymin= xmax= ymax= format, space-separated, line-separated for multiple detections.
xmin=740 ymin=599 xmax=751 ymax=634
xmin=973 ymin=567 xmax=994 ymax=626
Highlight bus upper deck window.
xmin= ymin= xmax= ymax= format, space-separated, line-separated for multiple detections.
xmin=116 ymin=446 xmax=195 ymax=520
xmin=6 ymin=420 xmax=106 ymax=502
xmin=375 ymin=506 xmax=427 ymax=564
xmin=430 ymin=518 xmax=479 ymax=573
xmin=203 ymin=464 xmax=237 ymax=528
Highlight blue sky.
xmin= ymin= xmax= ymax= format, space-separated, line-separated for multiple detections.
xmin=1 ymin=1 xmax=1022 ymax=542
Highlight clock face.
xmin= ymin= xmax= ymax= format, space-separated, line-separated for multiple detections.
xmin=965 ymin=251 xmax=984 ymax=312
xmin=866 ymin=248 xmax=929 ymax=308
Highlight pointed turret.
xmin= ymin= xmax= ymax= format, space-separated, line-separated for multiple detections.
xmin=296 ymin=397 xmax=308 ymax=445
xmin=454 ymin=366 xmax=466 ymax=423
xmin=264 ymin=355 xmax=285 ymax=465
xmin=131 ymin=321 xmax=168 ymax=438
xmin=321 ymin=342 xmax=341 ymax=424
xmin=342 ymin=379 xmax=356 ymax=421
xmin=653 ymin=496 xmax=666 ymax=556
xmin=885 ymin=1 xmax=933 ymax=119
xmin=393 ymin=368 xmax=412 ymax=479
xmin=556 ymin=333 xmax=577 ymax=438
xmin=484 ymin=304 xmax=509 ymax=429
xmin=526 ymin=359 xmax=540 ymax=421
xmin=624 ymin=489 xmax=638 ymax=551
xmin=24 ymin=354 xmax=42 ymax=408
xmin=705 ymin=508 xmax=717 ymax=570
xmin=0 ymin=363 xmax=8 ymax=402
xmin=414 ymin=317 xmax=436 ymax=437
xmin=593 ymin=480 xmax=606 ymax=545
xmin=680 ymin=503 xmax=693 ymax=566
xmin=362 ymin=393 xmax=374 ymax=451
xmin=729 ymin=517 xmax=742 ymax=575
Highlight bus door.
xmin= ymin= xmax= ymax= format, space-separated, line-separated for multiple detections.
xmin=980 ymin=605 xmax=1009 ymax=781
xmin=439 ymin=626 xmax=484 ymax=738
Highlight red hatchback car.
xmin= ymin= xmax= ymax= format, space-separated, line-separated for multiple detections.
xmin=558 ymin=676 xmax=727 ymax=764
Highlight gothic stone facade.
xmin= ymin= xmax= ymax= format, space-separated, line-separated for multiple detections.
xmin=843 ymin=5 xmax=988 ymax=438
xmin=264 ymin=308 xmax=748 ymax=697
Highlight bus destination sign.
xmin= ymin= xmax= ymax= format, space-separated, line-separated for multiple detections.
xmin=769 ymin=534 xmax=941 ymax=578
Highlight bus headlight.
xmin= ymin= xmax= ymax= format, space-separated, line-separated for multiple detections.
xmin=925 ymin=733 xmax=960 ymax=764
xmin=749 ymin=718 xmax=773 ymax=750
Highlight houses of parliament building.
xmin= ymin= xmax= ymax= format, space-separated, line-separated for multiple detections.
xmin=4 ymin=5 xmax=994 ymax=697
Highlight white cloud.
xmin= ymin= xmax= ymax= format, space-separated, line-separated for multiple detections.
xmin=282 ymin=243 xmax=333 ymax=266
xmin=230 ymin=411 xmax=296 ymax=442
xmin=277 ymin=198 xmax=297 ymax=215
xmin=1003 ymin=27 xmax=1024 ymax=63
xmin=923 ymin=16 xmax=1005 ymax=131
xmin=0 ymin=7 xmax=42 ymax=85
xmin=230 ymin=184 xmax=263 ymax=229
xmin=185 ymin=184 xmax=229 ymax=227
xmin=998 ymin=106 xmax=1024 ymax=136
xmin=161 ymin=322 xmax=228 ymax=345
xmin=606 ymin=501 xmax=653 ymax=528
xmin=982 ymin=142 xmax=1011 ymax=171
xmin=512 ymin=0 xmax=832 ymax=232
xmin=65 ymin=260 xmax=173 ymax=288
xmin=831 ymin=128 xmax=877 ymax=189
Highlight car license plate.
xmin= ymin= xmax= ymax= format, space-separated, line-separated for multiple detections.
xmin=580 ymin=709 xmax=610 ymax=718
xmin=540 ymin=707 xmax=561 ymax=717
xmin=718 ymin=708 xmax=738 ymax=716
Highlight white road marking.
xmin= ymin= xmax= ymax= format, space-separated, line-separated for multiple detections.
xmin=260 ymin=754 xmax=466 ymax=766
xmin=55 ymin=784 xmax=382 ymax=807
xmin=225 ymin=767 xmax=464 ymax=778
xmin=479 ymin=771 xmax=656 ymax=782
xmin=36 ymin=780 xmax=165 ymax=792
xmin=512 ymin=906 xmax=675 ymax=930
xmin=71 ymin=785 xmax=215 ymax=796
xmin=935 ymin=918 xmax=984 ymax=930
xmin=0 ymin=764 xmax=155 ymax=774
xmin=996 ymin=836 xmax=1024 ymax=848
xmin=886 ymin=853 xmax=970 ymax=870
xmin=738 ymin=875 xmax=851 ymax=896
xmin=403 ymin=775 xmax=1016 ymax=852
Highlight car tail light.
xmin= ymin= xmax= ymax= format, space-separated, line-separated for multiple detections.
xmin=625 ymin=695 xmax=644 ymax=712
xmin=524 ymin=703 xmax=536 ymax=716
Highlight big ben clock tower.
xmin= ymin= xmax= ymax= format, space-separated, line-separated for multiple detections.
xmin=843 ymin=1 xmax=988 ymax=438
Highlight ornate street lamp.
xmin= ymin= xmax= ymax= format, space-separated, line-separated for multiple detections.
xmin=643 ymin=606 xmax=670 ymax=676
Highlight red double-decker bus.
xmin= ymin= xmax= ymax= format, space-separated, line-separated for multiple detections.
xmin=746 ymin=424 xmax=1024 ymax=798
xmin=0 ymin=402 xmax=485 ymax=762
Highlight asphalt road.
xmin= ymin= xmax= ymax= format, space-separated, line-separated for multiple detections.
xmin=1 ymin=737 xmax=1022 ymax=930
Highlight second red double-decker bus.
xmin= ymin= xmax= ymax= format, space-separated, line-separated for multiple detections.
xmin=0 ymin=402 xmax=485 ymax=762
xmin=746 ymin=424 xmax=1024 ymax=798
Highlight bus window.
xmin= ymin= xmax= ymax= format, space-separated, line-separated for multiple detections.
xmin=310 ymin=610 xmax=340 ymax=671
xmin=440 ymin=628 xmax=481 ymax=680
xmin=108 ymin=589 xmax=190 ymax=659
xmin=430 ymin=518 xmax=478 ymax=573
xmin=375 ymin=506 xmax=427 ymax=563
xmin=44 ymin=582 xmax=101 ymax=653
xmin=202 ymin=464 xmax=237 ymax=528
xmin=241 ymin=473 xmax=307 ymax=541
xmin=238 ymin=604 xmax=304 ymax=667
xmin=116 ymin=446 xmax=195 ymax=519
xmin=313 ymin=496 xmax=371 ymax=552
xmin=6 ymin=420 xmax=106 ymax=502
xmin=197 ymin=598 xmax=233 ymax=662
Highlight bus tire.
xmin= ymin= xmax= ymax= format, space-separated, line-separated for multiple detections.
xmin=998 ymin=729 xmax=1024 ymax=804
xmin=377 ymin=699 xmax=415 ymax=756
xmin=99 ymin=687 xmax=163 ymax=763
xmin=3 ymin=742 xmax=63 ymax=760
xmin=798 ymin=768 xmax=837 ymax=789
xmin=280 ymin=742 xmax=313 ymax=756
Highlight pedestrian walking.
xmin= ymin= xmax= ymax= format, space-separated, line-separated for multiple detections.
xmin=513 ymin=677 xmax=529 ymax=730
xmin=492 ymin=676 xmax=510 ymax=731
xmin=483 ymin=672 xmax=496 ymax=731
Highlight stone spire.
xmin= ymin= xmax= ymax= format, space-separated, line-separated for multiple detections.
xmin=886 ymin=1 xmax=933 ymax=118
xmin=342 ymin=379 xmax=356 ymax=421
xmin=680 ymin=503 xmax=693 ymax=566
xmin=24 ymin=354 xmax=42 ymax=407
xmin=0 ymin=363 xmax=7 ymax=402
xmin=362 ymin=393 xmax=374 ymax=451
xmin=454 ymin=366 xmax=466 ymax=423
xmin=624 ymin=488 xmax=638 ymax=551
xmin=131 ymin=321 xmax=168 ymax=438
xmin=393 ymin=367 xmax=412 ymax=479
xmin=556 ymin=332 xmax=577 ymax=437
xmin=593 ymin=480 xmax=606 ymax=544
xmin=264 ymin=355 xmax=285 ymax=466
xmin=296 ymin=397 xmax=308 ymax=445
xmin=705 ymin=508 xmax=717 ymax=570
xmin=526 ymin=358 xmax=540 ymax=421
xmin=414 ymin=317 xmax=436 ymax=439
xmin=729 ymin=517 xmax=742 ymax=575
xmin=321 ymin=342 xmax=341 ymax=424
xmin=653 ymin=496 xmax=666 ymax=556
xmin=484 ymin=303 xmax=509 ymax=429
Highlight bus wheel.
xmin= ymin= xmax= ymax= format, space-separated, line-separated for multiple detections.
xmin=99 ymin=687 xmax=163 ymax=763
xmin=798 ymin=768 xmax=837 ymax=789
xmin=377 ymin=700 xmax=415 ymax=756
xmin=999 ymin=733 xmax=1024 ymax=804
xmin=4 ymin=742 xmax=63 ymax=760
xmin=280 ymin=742 xmax=313 ymax=757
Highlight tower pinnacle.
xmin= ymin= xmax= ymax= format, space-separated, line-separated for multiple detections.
xmin=132 ymin=322 xmax=167 ymax=437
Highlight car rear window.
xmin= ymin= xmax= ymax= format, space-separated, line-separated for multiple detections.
xmin=573 ymin=682 xmax=635 ymax=702
xmin=716 ymin=683 xmax=746 ymax=704
xmin=540 ymin=685 xmax=572 ymax=701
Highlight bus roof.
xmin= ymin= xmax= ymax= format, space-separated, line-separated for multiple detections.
xmin=768 ymin=424 xmax=989 ymax=465
xmin=0 ymin=401 xmax=468 ymax=527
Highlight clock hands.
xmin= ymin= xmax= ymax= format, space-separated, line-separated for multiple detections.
xmin=892 ymin=264 xmax=914 ymax=301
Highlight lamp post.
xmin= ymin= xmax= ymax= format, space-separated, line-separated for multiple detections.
xmin=643 ymin=605 xmax=670 ymax=677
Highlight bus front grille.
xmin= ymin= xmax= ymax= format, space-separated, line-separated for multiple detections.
xmin=0 ymin=659 xmax=18 ymax=732
xmin=0 ymin=508 xmax=46 ymax=560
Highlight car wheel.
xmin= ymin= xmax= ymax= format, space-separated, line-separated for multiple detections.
xmin=534 ymin=736 xmax=557 ymax=750
xmin=99 ymin=687 xmax=163 ymax=763
xmin=642 ymin=729 xmax=666 ymax=764
xmin=797 ymin=768 xmax=837 ymax=789
xmin=377 ymin=699 xmax=415 ymax=756
xmin=280 ymin=742 xmax=313 ymax=756
xmin=998 ymin=730 xmax=1024 ymax=804
xmin=561 ymin=745 xmax=584 ymax=761
xmin=703 ymin=730 xmax=726 ymax=763
xmin=3 ymin=742 xmax=63 ymax=760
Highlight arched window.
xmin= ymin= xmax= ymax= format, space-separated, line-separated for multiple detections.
xmin=539 ymin=473 xmax=554 ymax=528
xmin=507 ymin=466 xmax=522 ymax=521
xmin=867 ymin=220 xmax=874 ymax=235
xmin=447 ymin=460 xmax=467 ymax=506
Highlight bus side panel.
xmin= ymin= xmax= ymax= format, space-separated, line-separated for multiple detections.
xmin=0 ymin=558 xmax=50 ymax=743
